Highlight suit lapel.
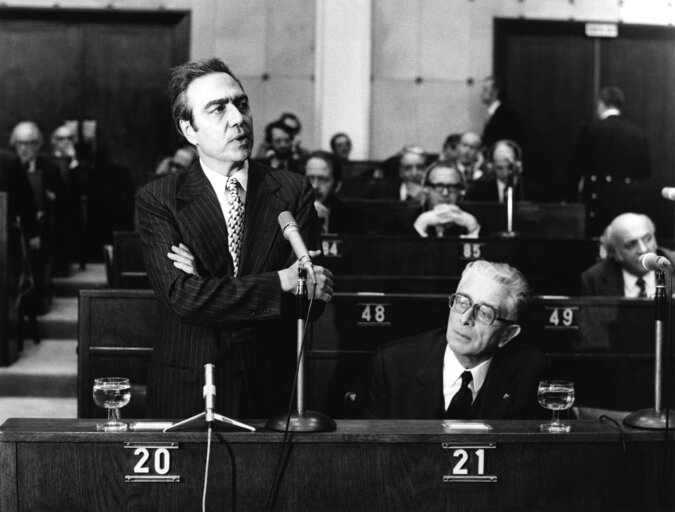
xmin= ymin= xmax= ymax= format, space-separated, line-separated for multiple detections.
xmin=239 ymin=161 xmax=287 ymax=275
xmin=473 ymin=349 xmax=517 ymax=419
xmin=176 ymin=162 xmax=232 ymax=274
xmin=411 ymin=331 xmax=447 ymax=418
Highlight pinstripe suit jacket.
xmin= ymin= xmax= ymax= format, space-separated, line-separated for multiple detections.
xmin=136 ymin=160 xmax=319 ymax=419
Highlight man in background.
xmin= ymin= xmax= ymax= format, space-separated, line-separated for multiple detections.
xmin=581 ymin=213 xmax=674 ymax=297
xmin=481 ymin=76 xmax=525 ymax=149
xmin=455 ymin=132 xmax=484 ymax=185
xmin=330 ymin=132 xmax=352 ymax=163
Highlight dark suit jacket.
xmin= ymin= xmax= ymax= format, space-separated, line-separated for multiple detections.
xmin=581 ymin=248 xmax=675 ymax=295
xmin=0 ymin=150 xmax=38 ymax=239
xmin=483 ymin=102 xmax=525 ymax=149
xmin=136 ymin=160 xmax=320 ymax=419
xmin=364 ymin=328 xmax=547 ymax=419
xmin=324 ymin=196 xmax=365 ymax=234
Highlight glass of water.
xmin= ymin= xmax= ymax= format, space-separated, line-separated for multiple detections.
xmin=538 ymin=380 xmax=575 ymax=433
xmin=93 ymin=377 xmax=131 ymax=432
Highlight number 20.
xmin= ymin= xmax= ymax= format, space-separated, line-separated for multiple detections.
xmin=133 ymin=448 xmax=171 ymax=475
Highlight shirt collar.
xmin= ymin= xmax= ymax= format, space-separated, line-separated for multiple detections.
xmin=487 ymin=100 xmax=501 ymax=117
xmin=444 ymin=344 xmax=492 ymax=396
xmin=622 ymin=269 xmax=655 ymax=297
xmin=200 ymin=158 xmax=249 ymax=193
xmin=601 ymin=108 xmax=620 ymax=119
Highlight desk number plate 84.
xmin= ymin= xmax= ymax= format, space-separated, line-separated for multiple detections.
xmin=442 ymin=443 xmax=497 ymax=483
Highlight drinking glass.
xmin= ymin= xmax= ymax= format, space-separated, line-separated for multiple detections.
xmin=93 ymin=377 xmax=131 ymax=432
xmin=538 ymin=380 xmax=575 ymax=433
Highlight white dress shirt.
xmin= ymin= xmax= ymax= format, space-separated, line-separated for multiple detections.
xmin=623 ymin=269 xmax=655 ymax=298
xmin=443 ymin=345 xmax=492 ymax=409
xmin=201 ymin=159 xmax=249 ymax=222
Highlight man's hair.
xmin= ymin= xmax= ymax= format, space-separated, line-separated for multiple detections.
xmin=279 ymin=112 xmax=301 ymax=134
xmin=10 ymin=121 xmax=42 ymax=145
xmin=306 ymin=150 xmax=342 ymax=183
xmin=599 ymin=86 xmax=625 ymax=109
xmin=265 ymin=120 xmax=293 ymax=145
xmin=601 ymin=212 xmax=655 ymax=258
xmin=459 ymin=260 xmax=531 ymax=321
xmin=422 ymin=160 xmax=465 ymax=189
xmin=330 ymin=132 xmax=351 ymax=153
xmin=443 ymin=133 xmax=461 ymax=151
xmin=169 ymin=58 xmax=243 ymax=135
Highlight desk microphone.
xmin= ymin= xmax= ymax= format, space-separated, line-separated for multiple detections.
xmin=640 ymin=252 xmax=673 ymax=271
xmin=203 ymin=364 xmax=216 ymax=422
xmin=661 ymin=187 xmax=675 ymax=201
xmin=278 ymin=211 xmax=315 ymax=279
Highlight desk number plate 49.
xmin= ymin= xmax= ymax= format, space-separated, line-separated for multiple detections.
xmin=442 ymin=443 xmax=497 ymax=483
xmin=124 ymin=442 xmax=181 ymax=483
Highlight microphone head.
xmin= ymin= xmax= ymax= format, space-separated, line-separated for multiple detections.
xmin=662 ymin=187 xmax=675 ymax=201
xmin=640 ymin=252 xmax=673 ymax=271
xmin=278 ymin=211 xmax=298 ymax=240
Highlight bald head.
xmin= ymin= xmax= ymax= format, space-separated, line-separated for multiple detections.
xmin=603 ymin=213 xmax=657 ymax=276
xmin=10 ymin=121 xmax=43 ymax=164
xmin=490 ymin=140 xmax=521 ymax=183
xmin=457 ymin=132 xmax=481 ymax=166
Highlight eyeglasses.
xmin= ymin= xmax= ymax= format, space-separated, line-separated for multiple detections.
xmin=449 ymin=293 xmax=517 ymax=326
xmin=14 ymin=140 xmax=40 ymax=147
xmin=429 ymin=183 xmax=463 ymax=193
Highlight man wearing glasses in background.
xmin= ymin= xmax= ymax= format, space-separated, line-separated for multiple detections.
xmin=410 ymin=162 xmax=481 ymax=237
xmin=364 ymin=260 xmax=546 ymax=419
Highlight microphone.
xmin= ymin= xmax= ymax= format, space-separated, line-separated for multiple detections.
xmin=661 ymin=187 xmax=675 ymax=200
xmin=278 ymin=211 xmax=315 ymax=279
xmin=203 ymin=364 xmax=216 ymax=422
xmin=640 ymin=252 xmax=673 ymax=271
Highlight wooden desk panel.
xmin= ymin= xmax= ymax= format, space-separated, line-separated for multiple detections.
xmin=1 ymin=418 xmax=672 ymax=512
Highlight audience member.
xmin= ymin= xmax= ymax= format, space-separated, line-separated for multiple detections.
xmin=50 ymin=123 xmax=91 ymax=270
xmin=330 ymin=132 xmax=352 ymax=162
xmin=411 ymin=162 xmax=480 ymax=237
xmin=455 ymin=132 xmax=484 ymax=184
xmin=305 ymin=150 xmax=364 ymax=234
xmin=481 ymin=76 xmax=525 ymax=149
xmin=155 ymin=145 xmax=197 ymax=175
xmin=364 ymin=259 xmax=546 ymax=419
xmin=368 ymin=144 xmax=428 ymax=200
xmin=262 ymin=120 xmax=303 ymax=173
xmin=466 ymin=140 xmax=526 ymax=203
xmin=10 ymin=121 xmax=67 ymax=307
xmin=581 ymin=213 xmax=674 ymax=297
xmin=441 ymin=133 xmax=461 ymax=163
xmin=572 ymin=86 xmax=651 ymax=236
xmin=279 ymin=111 xmax=309 ymax=162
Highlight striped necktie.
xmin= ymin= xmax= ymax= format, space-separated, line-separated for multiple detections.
xmin=225 ymin=177 xmax=245 ymax=276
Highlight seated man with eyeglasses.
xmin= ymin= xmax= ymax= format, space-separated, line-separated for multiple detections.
xmin=364 ymin=260 xmax=547 ymax=419
xmin=411 ymin=161 xmax=481 ymax=237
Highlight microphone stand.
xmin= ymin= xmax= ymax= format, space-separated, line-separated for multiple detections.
xmin=624 ymin=270 xmax=675 ymax=429
xmin=266 ymin=265 xmax=336 ymax=432
xmin=163 ymin=364 xmax=256 ymax=432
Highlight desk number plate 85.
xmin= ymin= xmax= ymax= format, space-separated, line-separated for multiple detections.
xmin=124 ymin=442 xmax=181 ymax=483
xmin=442 ymin=443 xmax=497 ymax=483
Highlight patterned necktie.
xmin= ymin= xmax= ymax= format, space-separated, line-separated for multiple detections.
xmin=636 ymin=276 xmax=647 ymax=298
xmin=225 ymin=177 xmax=245 ymax=276
xmin=446 ymin=371 xmax=473 ymax=419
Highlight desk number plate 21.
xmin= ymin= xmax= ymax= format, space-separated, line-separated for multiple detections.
xmin=442 ymin=443 xmax=497 ymax=483
xmin=124 ymin=442 xmax=181 ymax=483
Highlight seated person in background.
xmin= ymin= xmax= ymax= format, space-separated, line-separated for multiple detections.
xmin=368 ymin=144 xmax=427 ymax=201
xmin=581 ymin=212 xmax=675 ymax=296
xmin=440 ymin=133 xmax=461 ymax=163
xmin=279 ymin=111 xmax=310 ymax=162
xmin=411 ymin=161 xmax=480 ymax=237
xmin=455 ymin=131 xmax=484 ymax=184
xmin=305 ymin=150 xmax=364 ymax=234
xmin=330 ymin=132 xmax=352 ymax=162
xmin=364 ymin=260 xmax=547 ymax=419
xmin=261 ymin=120 xmax=303 ymax=173
xmin=466 ymin=140 xmax=525 ymax=203
xmin=155 ymin=145 xmax=197 ymax=175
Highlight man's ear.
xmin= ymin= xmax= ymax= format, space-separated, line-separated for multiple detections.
xmin=497 ymin=324 xmax=521 ymax=349
xmin=180 ymin=119 xmax=197 ymax=146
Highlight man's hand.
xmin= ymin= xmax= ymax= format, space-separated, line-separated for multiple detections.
xmin=28 ymin=236 xmax=41 ymax=251
xmin=314 ymin=200 xmax=329 ymax=221
xmin=167 ymin=243 xmax=199 ymax=276
xmin=403 ymin=181 xmax=424 ymax=201
xmin=278 ymin=250 xmax=334 ymax=303
xmin=414 ymin=204 xmax=480 ymax=236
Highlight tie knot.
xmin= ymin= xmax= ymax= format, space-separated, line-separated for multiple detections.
xmin=636 ymin=276 xmax=647 ymax=297
xmin=226 ymin=176 xmax=238 ymax=192
xmin=460 ymin=370 xmax=473 ymax=386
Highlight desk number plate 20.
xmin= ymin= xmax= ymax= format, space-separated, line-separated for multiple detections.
xmin=442 ymin=443 xmax=497 ymax=483
xmin=124 ymin=442 xmax=181 ymax=483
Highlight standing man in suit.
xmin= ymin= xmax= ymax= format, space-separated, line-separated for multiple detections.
xmin=581 ymin=213 xmax=674 ymax=296
xmin=304 ymin=150 xmax=364 ymax=234
xmin=364 ymin=260 xmax=546 ymax=419
xmin=136 ymin=58 xmax=333 ymax=419
xmin=481 ymin=76 xmax=525 ymax=149
xmin=572 ymin=86 xmax=651 ymax=236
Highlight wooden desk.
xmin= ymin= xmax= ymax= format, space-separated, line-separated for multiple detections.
xmin=1 ymin=418 xmax=672 ymax=512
